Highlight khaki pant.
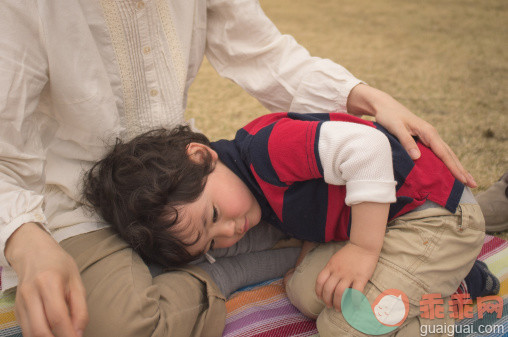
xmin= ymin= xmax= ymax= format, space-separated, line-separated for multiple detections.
xmin=61 ymin=228 xmax=226 ymax=337
xmin=286 ymin=204 xmax=485 ymax=337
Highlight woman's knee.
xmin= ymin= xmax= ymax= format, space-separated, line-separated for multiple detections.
xmin=62 ymin=229 xmax=225 ymax=337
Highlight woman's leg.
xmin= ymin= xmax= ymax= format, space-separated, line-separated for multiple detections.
xmin=60 ymin=228 xmax=225 ymax=337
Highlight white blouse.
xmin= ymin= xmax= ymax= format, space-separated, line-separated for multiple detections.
xmin=0 ymin=0 xmax=362 ymax=289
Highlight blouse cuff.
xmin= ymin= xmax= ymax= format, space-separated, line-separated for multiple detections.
xmin=0 ymin=267 xmax=18 ymax=292
xmin=290 ymin=58 xmax=365 ymax=114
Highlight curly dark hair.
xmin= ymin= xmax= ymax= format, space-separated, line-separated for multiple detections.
xmin=83 ymin=126 xmax=214 ymax=267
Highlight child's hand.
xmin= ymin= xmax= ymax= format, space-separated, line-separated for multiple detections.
xmin=315 ymin=242 xmax=379 ymax=311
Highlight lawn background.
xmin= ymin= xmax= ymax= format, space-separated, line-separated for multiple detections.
xmin=186 ymin=0 xmax=507 ymax=239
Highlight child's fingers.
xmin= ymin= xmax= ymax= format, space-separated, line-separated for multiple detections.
xmin=352 ymin=278 xmax=368 ymax=294
xmin=315 ymin=268 xmax=330 ymax=302
xmin=332 ymin=279 xmax=351 ymax=311
xmin=321 ymin=275 xmax=341 ymax=308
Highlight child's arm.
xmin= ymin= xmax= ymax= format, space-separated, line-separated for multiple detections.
xmin=315 ymin=120 xmax=396 ymax=311
xmin=315 ymin=202 xmax=389 ymax=311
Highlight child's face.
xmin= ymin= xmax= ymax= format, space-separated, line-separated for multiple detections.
xmin=173 ymin=143 xmax=262 ymax=256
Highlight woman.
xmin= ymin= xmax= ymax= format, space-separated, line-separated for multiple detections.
xmin=0 ymin=1 xmax=475 ymax=336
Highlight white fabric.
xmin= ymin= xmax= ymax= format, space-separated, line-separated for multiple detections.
xmin=0 ymin=0 xmax=362 ymax=289
xmin=318 ymin=122 xmax=397 ymax=205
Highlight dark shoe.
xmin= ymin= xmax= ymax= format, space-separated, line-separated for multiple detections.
xmin=476 ymin=260 xmax=500 ymax=297
xmin=477 ymin=170 xmax=508 ymax=233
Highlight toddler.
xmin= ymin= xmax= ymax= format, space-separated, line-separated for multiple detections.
xmin=84 ymin=112 xmax=498 ymax=336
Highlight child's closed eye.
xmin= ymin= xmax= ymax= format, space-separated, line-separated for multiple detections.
xmin=212 ymin=206 xmax=218 ymax=222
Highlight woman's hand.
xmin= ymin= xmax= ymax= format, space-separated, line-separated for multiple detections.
xmin=315 ymin=242 xmax=379 ymax=311
xmin=5 ymin=222 xmax=89 ymax=337
xmin=347 ymin=84 xmax=477 ymax=188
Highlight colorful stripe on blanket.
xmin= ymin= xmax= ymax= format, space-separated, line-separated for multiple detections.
xmin=224 ymin=235 xmax=508 ymax=337
xmin=0 ymin=235 xmax=506 ymax=336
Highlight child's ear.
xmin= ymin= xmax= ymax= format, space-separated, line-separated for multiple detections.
xmin=186 ymin=142 xmax=218 ymax=164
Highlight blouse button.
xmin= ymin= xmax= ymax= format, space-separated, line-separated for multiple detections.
xmin=150 ymin=89 xmax=159 ymax=97
xmin=136 ymin=1 xmax=145 ymax=10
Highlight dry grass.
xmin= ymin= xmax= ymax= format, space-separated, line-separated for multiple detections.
xmin=186 ymin=0 xmax=508 ymax=239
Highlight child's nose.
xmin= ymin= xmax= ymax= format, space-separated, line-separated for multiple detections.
xmin=218 ymin=219 xmax=237 ymax=237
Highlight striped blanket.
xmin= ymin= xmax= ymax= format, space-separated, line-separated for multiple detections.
xmin=0 ymin=235 xmax=506 ymax=337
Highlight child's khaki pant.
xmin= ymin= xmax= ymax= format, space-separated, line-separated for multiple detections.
xmin=60 ymin=228 xmax=226 ymax=337
xmin=286 ymin=203 xmax=485 ymax=337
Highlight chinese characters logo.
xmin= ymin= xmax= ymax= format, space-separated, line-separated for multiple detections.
xmin=420 ymin=293 xmax=503 ymax=320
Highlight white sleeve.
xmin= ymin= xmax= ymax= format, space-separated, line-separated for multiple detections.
xmin=318 ymin=122 xmax=397 ymax=205
xmin=0 ymin=1 xmax=50 ymax=266
xmin=205 ymin=0 xmax=363 ymax=114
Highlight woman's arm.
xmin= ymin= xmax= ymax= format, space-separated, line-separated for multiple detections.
xmin=205 ymin=0 xmax=362 ymax=114
xmin=206 ymin=1 xmax=475 ymax=188
xmin=0 ymin=2 xmax=88 ymax=336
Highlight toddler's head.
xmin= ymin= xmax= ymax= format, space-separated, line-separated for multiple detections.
xmin=84 ymin=125 xmax=262 ymax=267
xmin=83 ymin=126 xmax=215 ymax=267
